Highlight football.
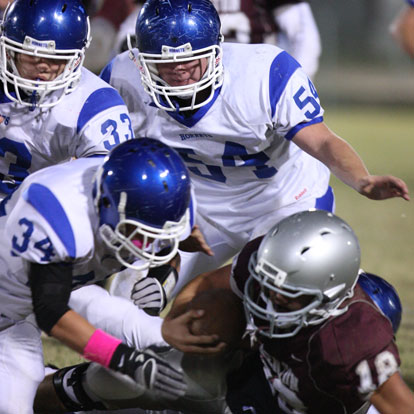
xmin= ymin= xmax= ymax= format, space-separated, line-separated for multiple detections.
xmin=186 ymin=288 xmax=247 ymax=349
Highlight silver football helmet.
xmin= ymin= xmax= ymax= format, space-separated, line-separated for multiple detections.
xmin=244 ymin=210 xmax=361 ymax=338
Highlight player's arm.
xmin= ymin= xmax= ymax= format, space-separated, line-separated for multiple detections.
xmin=390 ymin=2 xmax=414 ymax=58
xmin=292 ymin=122 xmax=410 ymax=201
xmin=29 ymin=262 xmax=187 ymax=398
xmin=370 ymin=371 xmax=414 ymax=414
xmin=161 ymin=264 xmax=233 ymax=354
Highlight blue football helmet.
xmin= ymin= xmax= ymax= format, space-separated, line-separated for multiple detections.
xmin=0 ymin=0 xmax=91 ymax=108
xmin=245 ymin=210 xmax=361 ymax=338
xmin=358 ymin=271 xmax=402 ymax=333
xmin=130 ymin=0 xmax=223 ymax=112
xmin=93 ymin=138 xmax=191 ymax=270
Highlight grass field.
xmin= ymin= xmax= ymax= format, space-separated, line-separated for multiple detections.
xmin=43 ymin=104 xmax=414 ymax=388
xmin=325 ymin=105 xmax=414 ymax=388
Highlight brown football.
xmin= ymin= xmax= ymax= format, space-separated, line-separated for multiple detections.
xmin=186 ymin=288 xmax=246 ymax=349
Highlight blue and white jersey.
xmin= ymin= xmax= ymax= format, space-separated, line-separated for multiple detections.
xmin=102 ymin=43 xmax=330 ymax=234
xmin=0 ymin=68 xmax=133 ymax=204
xmin=0 ymin=158 xmax=123 ymax=322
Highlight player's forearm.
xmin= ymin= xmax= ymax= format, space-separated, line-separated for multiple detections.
xmin=320 ymin=137 xmax=370 ymax=193
xmin=50 ymin=309 xmax=96 ymax=353
xmin=293 ymin=124 xmax=370 ymax=193
xmin=370 ymin=372 xmax=414 ymax=414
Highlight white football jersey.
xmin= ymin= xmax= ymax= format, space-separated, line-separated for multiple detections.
xmin=0 ymin=68 xmax=134 ymax=205
xmin=0 ymin=157 xmax=124 ymax=322
xmin=102 ymin=43 xmax=330 ymax=234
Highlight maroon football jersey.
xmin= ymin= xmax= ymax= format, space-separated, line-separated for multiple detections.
xmin=231 ymin=237 xmax=401 ymax=413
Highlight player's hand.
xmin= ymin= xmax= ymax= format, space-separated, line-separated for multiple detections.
xmin=162 ymin=309 xmax=226 ymax=354
xmin=131 ymin=276 xmax=166 ymax=315
xmin=131 ymin=265 xmax=178 ymax=316
xmin=358 ymin=175 xmax=410 ymax=201
xmin=118 ymin=347 xmax=187 ymax=400
xmin=179 ymin=225 xmax=214 ymax=256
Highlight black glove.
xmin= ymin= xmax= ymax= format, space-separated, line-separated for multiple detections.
xmin=109 ymin=344 xmax=187 ymax=400
xmin=131 ymin=264 xmax=178 ymax=316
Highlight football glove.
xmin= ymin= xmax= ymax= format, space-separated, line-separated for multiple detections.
xmin=131 ymin=264 xmax=178 ymax=316
xmin=110 ymin=344 xmax=187 ymax=400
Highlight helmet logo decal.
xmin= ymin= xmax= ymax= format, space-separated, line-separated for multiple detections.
xmin=161 ymin=43 xmax=193 ymax=56
xmin=23 ymin=36 xmax=56 ymax=51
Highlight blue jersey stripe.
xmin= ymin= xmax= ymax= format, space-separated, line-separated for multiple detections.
xmin=100 ymin=58 xmax=115 ymax=84
xmin=269 ymin=51 xmax=301 ymax=119
xmin=77 ymin=87 xmax=125 ymax=133
xmin=315 ymin=186 xmax=335 ymax=212
xmin=285 ymin=116 xmax=324 ymax=140
xmin=23 ymin=183 xmax=76 ymax=259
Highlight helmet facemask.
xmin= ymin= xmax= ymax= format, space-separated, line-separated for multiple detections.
xmin=245 ymin=251 xmax=341 ymax=338
xmin=99 ymin=209 xmax=189 ymax=271
xmin=132 ymin=40 xmax=223 ymax=112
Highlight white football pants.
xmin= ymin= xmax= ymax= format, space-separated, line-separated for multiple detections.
xmin=0 ymin=316 xmax=44 ymax=414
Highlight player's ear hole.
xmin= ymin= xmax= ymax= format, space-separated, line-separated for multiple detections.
xmin=102 ymin=197 xmax=111 ymax=208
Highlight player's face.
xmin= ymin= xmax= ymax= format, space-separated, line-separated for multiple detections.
xmin=15 ymin=53 xmax=67 ymax=82
xmin=156 ymin=57 xmax=209 ymax=87
xmin=122 ymin=223 xmax=153 ymax=249
xmin=268 ymin=289 xmax=314 ymax=312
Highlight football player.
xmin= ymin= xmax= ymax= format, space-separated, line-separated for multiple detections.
xmin=101 ymin=0 xmax=409 ymax=309
xmin=0 ymin=0 xmax=133 ymax=210
xmin=0 ymin=139 xmax=192 ymax=413
xmin=163 ymin=210 xmax=414 ymax=414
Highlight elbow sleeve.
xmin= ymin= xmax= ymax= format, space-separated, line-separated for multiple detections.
xmin=29 ymin=262 xmax=73 ymax=335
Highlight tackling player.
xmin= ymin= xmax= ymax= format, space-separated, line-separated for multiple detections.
xmin=0 ymin=139 xmax=192 ymax=413
xmin=101 ymin=0 xmax=409 ymax=309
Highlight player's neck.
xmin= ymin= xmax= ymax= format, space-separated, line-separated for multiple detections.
xmin=174 ymin=88 xmax=211 ymax=117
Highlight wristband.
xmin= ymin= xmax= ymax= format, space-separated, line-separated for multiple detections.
xmin=82 ymin=329 xmax=122 ymax=368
